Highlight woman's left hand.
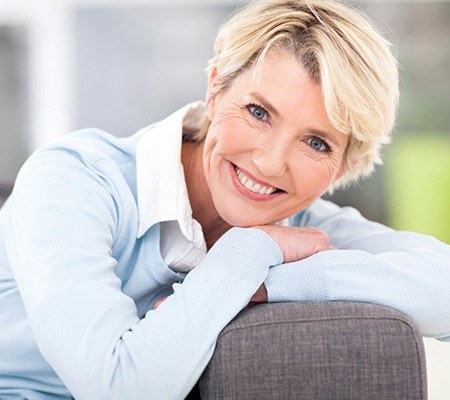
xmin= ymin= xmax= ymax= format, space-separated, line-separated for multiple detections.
xmin=248 ymin=283 xmax=267 ymax=305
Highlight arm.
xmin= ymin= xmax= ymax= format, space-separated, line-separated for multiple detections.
xmin=7 ymin=148 xmax=282 ymax=400
xmin=265 ymin=199 xmax=450 ymax=340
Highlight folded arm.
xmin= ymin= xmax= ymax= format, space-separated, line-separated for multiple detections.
xmin=265 ymin=199 xmax=450 ymax=340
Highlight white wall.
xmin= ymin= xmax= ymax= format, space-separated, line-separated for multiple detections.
xmin=424 ymin=338 xmax=450 ymax=400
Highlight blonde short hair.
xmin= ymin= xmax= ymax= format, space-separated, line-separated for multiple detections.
xmin=200 ymin=0 xmax=399 ymax=189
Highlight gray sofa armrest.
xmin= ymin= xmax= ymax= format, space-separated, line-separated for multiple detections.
xmin=199 ymin=302 xmax=427 ymax=400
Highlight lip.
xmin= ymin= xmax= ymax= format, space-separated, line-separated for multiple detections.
xmin=229 ymin=162 xmax=284 ymax=201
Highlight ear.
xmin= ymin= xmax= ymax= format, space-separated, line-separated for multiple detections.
xmin=208 ymin=67 xmax=219 ymax=87
xmin=205 ymin=67 xmax=220 ymax=120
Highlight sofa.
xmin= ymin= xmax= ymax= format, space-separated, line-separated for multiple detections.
xmin=195 ymin=301 xmax=427 ymax=400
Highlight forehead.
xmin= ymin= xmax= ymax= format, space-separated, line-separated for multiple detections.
xmin=241 ymin=49 xmax=311 ymax=90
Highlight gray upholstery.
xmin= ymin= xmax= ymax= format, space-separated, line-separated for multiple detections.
xmin=199 ymin=302 xmax=427 ymax=400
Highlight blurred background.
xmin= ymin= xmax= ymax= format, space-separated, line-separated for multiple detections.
xmin=0 ymin=0 xmax=449 ymax=397
xmin=0 ymin=0 xmax=449 ymax=241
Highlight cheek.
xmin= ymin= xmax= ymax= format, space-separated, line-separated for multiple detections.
xmin=206 ymin=119 xmax=255 ymax=158
xmin=290 ymin=158 xmax=338 ymax=196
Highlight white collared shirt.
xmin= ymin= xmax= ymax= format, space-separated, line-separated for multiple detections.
xmin=135 ymin=101 xmax=208 ymax=273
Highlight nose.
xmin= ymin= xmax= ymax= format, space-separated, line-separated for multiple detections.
xmin=251 ymin=137 xmax=288 ymax=177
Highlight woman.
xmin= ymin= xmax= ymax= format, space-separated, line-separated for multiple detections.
xmin=0 ymin=0 xmax=449 ymax=399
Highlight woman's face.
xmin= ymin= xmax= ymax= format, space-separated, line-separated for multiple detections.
xmin=202 ymin=49 xmax=349 ymax=227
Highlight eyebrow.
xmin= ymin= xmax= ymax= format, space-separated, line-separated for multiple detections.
xmin=249 ymin=92 xmax=280 ymax=118
xmin=308 ymin=128 xmax=341 ymax=149
xmin=249 ymin=91 xmax=342 ymax=149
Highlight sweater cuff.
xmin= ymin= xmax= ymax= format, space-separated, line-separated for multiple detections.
xmin=207 ymin=227 xmax=283 ymax=283
xmin=264 ymin=261 xmax=329 ymax=303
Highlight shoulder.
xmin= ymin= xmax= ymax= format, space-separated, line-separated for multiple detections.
xmin=14 ymin=127 xmax=148 ymax=196
xmin=10 ymin=129 xmax=144 ymax=229
xmin=290 ymin=198 xmax=350 ymax=227
xmin=36 ymin=128 xmax=140 ymax=167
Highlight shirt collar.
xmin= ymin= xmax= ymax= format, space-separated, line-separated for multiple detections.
xmin=135 ymin=101 xmax=207 ymax=252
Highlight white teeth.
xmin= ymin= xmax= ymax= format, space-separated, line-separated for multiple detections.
xmin=244 ymin=180 xmax=254 ymax=190
xmin=235 ymin=167 xmax=277 ymax=195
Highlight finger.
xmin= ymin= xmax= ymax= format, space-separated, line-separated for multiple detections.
xmin=153 ymin=296 xmax=168 ymax=310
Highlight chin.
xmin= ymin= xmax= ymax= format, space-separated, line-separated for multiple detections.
xmin=215 ymin=205 xmax=275 ymax=228
xmin=218 ymin=212 xmax=250 ymax=228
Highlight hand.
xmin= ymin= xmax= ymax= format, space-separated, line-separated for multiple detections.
xmin=249 ymin=283 xmax=268 ymax=305
xmin=254 ymin=225 xmax=333 ymax=263
xmin=152 ymin=296 xmax=167 ymax=310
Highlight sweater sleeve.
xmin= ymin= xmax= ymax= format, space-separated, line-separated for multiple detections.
xmin=265 ymin=199 xmax=450 ymax=340
xmin=6 ymin=148 xmax=282 ymax=400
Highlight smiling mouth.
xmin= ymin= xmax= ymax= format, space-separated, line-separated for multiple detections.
xmin=232 ymin=163 xmax=284 ymax=196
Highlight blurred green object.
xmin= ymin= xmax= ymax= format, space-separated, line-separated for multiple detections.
xmin=385 ymin=133 xmax=450 ymax=244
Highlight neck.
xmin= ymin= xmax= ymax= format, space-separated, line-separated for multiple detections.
xmin=181 ymin=141 xmax=231 ymax=249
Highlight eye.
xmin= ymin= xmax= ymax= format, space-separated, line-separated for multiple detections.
xmin=247 ymin=104 xmax=268 ymax=121
xmin=306 ymin=136 xmax=331 ymax=153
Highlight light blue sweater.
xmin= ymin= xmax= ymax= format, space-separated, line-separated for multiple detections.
xmin=0 ymin=125 xmax=449 ymax=399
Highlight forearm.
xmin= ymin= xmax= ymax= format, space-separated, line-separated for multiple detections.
xmin=265 ymin=245 xmax=450 ymax=339
xmin=272 ymin=198 xmax=450 ymax=339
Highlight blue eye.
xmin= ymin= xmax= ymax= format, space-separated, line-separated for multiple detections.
xmin=248 ymin=104 xmax=268 ymax=121
xmin=307 ymin=137 xmax=331 ymax=153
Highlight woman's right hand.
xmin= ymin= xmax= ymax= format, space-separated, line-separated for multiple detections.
xmin=254 ymin=225 xmax=334 ymax=263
